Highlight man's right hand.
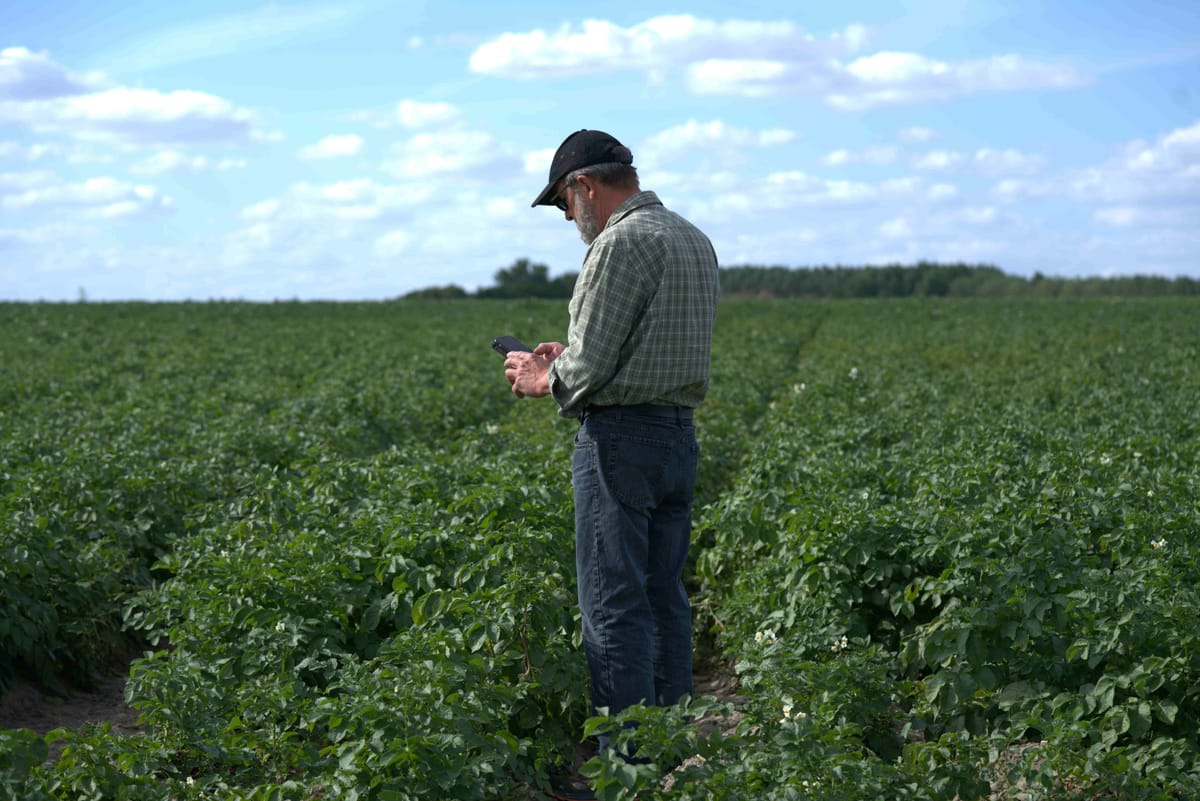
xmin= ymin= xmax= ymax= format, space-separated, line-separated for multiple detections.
xmin=534 ymin=341 xmax=565 ymax=361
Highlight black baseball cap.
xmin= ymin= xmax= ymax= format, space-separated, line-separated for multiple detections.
xmin=531 ymin=129 xmax=634 ymax=207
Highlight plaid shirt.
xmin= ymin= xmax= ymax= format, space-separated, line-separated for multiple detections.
xmin=548 ymin=191 xmax=719 ymax=418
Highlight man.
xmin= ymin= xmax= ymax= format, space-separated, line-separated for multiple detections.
xmin=503 ymin=129 xmax=719 ymax=789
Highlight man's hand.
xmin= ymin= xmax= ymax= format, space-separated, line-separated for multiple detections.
xmin=504 ymin=342 xmax=563 ymax=398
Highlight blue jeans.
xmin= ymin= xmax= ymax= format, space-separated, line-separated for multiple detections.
xmin=572 ymin=405 xmax=698 ymax=739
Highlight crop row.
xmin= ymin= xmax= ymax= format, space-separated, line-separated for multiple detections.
xmin=2 ymin=298 xmax=1198 ymax=800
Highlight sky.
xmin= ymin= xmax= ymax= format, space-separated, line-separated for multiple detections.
xmin=1 ymin=1 xmax=1198 ymax=301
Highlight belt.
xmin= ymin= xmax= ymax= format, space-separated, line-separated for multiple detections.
xmin=581 ymin=403 xmax=694 ymax=420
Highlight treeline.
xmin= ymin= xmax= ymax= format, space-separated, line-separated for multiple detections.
xmin=404 ymin=259 xmax=1199 ymax=300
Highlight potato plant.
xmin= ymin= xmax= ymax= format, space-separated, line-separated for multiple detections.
xmin=1 ymin=297 xmax=1197 ymax=800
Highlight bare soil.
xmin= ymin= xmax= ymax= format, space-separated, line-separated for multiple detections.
xmin=0 ymin=673 xmax=142 ymax=759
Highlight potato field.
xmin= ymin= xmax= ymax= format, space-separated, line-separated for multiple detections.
xmin=1 ymin=297 xmax=1197 ymax=800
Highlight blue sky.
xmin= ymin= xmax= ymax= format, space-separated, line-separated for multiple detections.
xmin=2 ymin=1 xmax=1198 ymax=301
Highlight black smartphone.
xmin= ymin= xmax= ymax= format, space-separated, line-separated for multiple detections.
xmin=491 ymin=335 xmax=531 ymax=355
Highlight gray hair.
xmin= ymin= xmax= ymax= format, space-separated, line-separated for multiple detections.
xmin=564 ymin=161 xmax=639 ymax=189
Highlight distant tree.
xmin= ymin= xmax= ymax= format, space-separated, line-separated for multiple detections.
xmin=477 ymin=258 xmax=572 ymax=298
xmin=403 ymin=284 xmax=468 ymax=299
xmin=401 ymin=261 xmax=1198 ymax=300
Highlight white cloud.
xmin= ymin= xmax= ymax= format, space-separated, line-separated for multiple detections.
xmin=130 ymin=151 xmax=246 ymax=174
xmin=471 ymin=15 xmax=858 ymax=79
xmin=469 ymin=15 xmax=1084 ymax=110
xmin=394 ymin=100 xmax=459 ymax=129
xmin=1071 ymin=119 xmax=1200 ymax=203
xmin=879 ymin=217 xmax=912 ymax=238
xmin=1093 ymin=207 xmax=1137 ymax=227
xmin=1093 ymin=205 xmax=1200 ymax=228
xmin=0 ymin=46 xmax=105 ymax=100
xmin=900 ymin=126 xmax=936 ymax=143
xmin=821 ymin=145 xmax=897 ymax=166
xmin=961 ymin=206 xmax=998 ymax=225
xmin=0 ymin=170 xmax=55 ymax=192
xmin=2 ymin=175 xmax=171 ymax=218
xmin=639 ymin=119 xmax=794 ymax=165
xmin=0 ymin=50 xmax=264 ymax=146
xmin=2 ymin=85 xmax=262 ymax=145
xmin=829 ymin=52 xmax=1086 ymax=110
xmin=975 ymin=147 xmax=1043 ymax=176
xmin=0 ymin=140 xmax=63 ymax=161
xmin=913 ymin=150 xmax=965 ymax=170
xmin=992 ymin=177 xmax=1056 ymax=201
xmin=299 ymin=134 xmax=365 ymax=160
xmin=382 ymin=129 xmax=515 ymax=178
xmin=928 ymin=183 xmax=959 ymax=201
xmin=226 ymin=177 xmax=436 ymax=266
xmin=351 ymin=99 xmax=461 ymax=130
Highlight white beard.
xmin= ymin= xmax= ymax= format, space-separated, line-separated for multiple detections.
xmin=574 ymin=193 xmax=602 ymax=245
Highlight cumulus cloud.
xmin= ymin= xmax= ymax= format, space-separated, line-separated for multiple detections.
xmin=975 ymin=147 xmax=1044 ymax=176
xmin=822 ymin=146 xmax=897 ymax=167
xmin=0 ymin=47 xmax=105 ymax=100
xmin=0 ymin=49 xmax=264 ymax=146
xmin=470 ymin=16 xmax=862 ymax=79
xmin=354 ymin=99 xmax=461 ymax=130
xmin=927 ymin=183 xmax=959 ymax=201
xmin=130 ymin=151 xmax=247 ymax=175
xmin=913 ymin=150 xmax=965 ymax=170
xmin=469 ymin=15 xmax=1085 ymax=110
xmin=299 ymin=134 xmax=365 ymax=160
xmin=638 ymin=119 xmax=794 ymax=165
xmin=382 ymin=129 xmax=516 ymax=179
xmin=828 ymin=52 xmax=1086 ymax=110
xmin=2 ymin=175 xmax=171 ymax=218
xmin=0 ymin=170 xmax=55 ymax=192
xmin=762 ymin=170 xmax=922 ymax=207
xmin=879 ymin=217 xmax=912 ymax=238
xmin=900 ymin=126 xmax=936 ymax=143
xmin=226 ymin=178 xmax=436 ymax=265
xmin=1071 ymin=119 xmax=1200 ymax=204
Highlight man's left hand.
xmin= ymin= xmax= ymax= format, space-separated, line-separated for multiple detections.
xmin=504 ymin=350 xmax=553 ymax=398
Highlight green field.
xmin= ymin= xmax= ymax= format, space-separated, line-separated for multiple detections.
xmin=1 ymin=297 xmax=1198 ymax=800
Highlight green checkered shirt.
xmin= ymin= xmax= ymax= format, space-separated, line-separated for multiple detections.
xmin=548 ymin=191 xmax=720 ymax=418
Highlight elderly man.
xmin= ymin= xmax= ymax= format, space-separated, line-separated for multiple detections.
xmin=503 ymin=129 xmax=719 ymax=791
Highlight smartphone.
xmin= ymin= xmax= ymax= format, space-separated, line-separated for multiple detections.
xmin=491 ymin=335 xmax=531 ymax=355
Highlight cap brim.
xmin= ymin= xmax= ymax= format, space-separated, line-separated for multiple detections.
xmin=531 ymin=180 xmax=558 ymax=208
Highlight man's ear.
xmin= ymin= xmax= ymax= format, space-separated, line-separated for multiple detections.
xmin=574 ymin=174 xmax=596 ymax=198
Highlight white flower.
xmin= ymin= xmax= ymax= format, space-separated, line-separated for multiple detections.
xmin=793 ymin=383 xmax=806 ymax=394
xmin=1152 ymin=538 xmax=1167 ymax=550
xmin=187 ymin=776 xmax=195 ymax=786
xmin=485 ymin=423 xmax=500 ymax=435
xmin=849 ymin=367 xmax=859 ymax=380
xmin=1147 ymin=490 xmax=1155 ymax=498
xmin=780 ymin=703 xmax=807 ymax=723
xmin=275 ymin=621 xmax=286 ymax=632
xmin=831 ymin=635 xmax=850 ymax=653
xmin=1099 ymin=453 xmax=1112 ymax=466
xmin=754 ymin=629 xmax=777 ymax=644
xmin=221 ymin=550 xmax=230 ymax=558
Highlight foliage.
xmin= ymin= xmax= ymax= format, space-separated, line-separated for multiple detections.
xmin=405 ymin=260 xmax=1200 ymax=301
xmin=1 ymin=296 xmax=1197 ymax=799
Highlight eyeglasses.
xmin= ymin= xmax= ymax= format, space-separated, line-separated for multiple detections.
xmin=553 ymin=183 xmax=570 ymax=212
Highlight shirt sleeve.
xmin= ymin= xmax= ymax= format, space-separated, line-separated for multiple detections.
xmin=548 ymin=232 xmax=657 ymax=415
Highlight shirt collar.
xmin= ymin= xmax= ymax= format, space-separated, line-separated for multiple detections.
xmin=606 ymin=190 xmax=662 ymax=228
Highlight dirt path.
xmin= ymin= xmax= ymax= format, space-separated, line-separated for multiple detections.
xmin=0 ymin=674 xmax=142 ymax=751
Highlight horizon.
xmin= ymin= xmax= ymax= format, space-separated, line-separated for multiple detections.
xmin=2 ymin=1 xmax=1198 ymax=301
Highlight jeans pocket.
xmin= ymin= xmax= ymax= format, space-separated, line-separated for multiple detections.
xmin=603 ymin=431 xmax=673 ymax=509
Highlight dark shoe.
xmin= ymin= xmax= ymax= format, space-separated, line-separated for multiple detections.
xmin=547 ymin=773 xmax=597 ymax=801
